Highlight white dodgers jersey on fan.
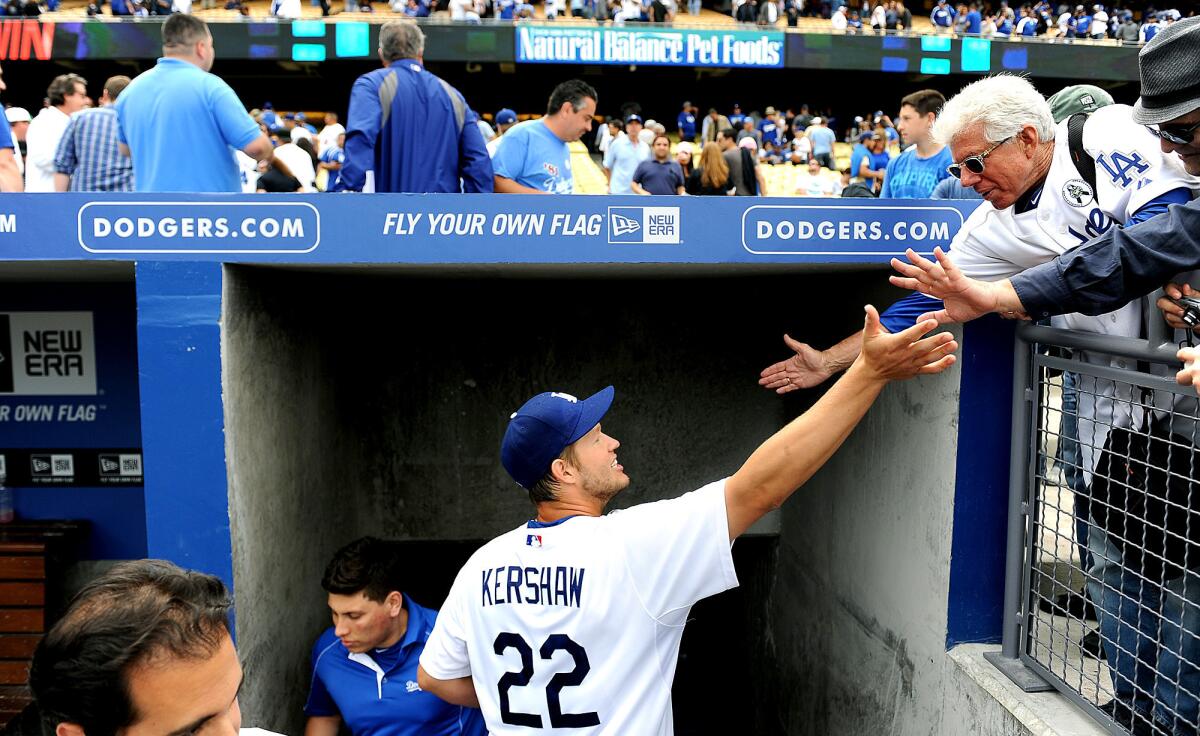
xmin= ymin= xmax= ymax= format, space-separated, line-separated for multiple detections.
xmin=946 ymin=104 xmax=1200 ymax=481
xmin=420 ymin=480 xmax=738 ymax=735
xmin=948 ymin=104 xmax=1200 ymax=282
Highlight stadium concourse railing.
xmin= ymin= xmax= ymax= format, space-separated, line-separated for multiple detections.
xmin=988 ymin=306 xmax=1200 ymax=735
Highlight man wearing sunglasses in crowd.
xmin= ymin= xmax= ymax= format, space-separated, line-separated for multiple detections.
xmin=891 ymin=18 xmax=1200 ymax=342
xmin=759 ymin=70 xmax=1198 ymax=396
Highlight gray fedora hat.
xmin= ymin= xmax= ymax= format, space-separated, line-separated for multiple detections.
xmin=1133 ymin=16 xmax=1200 ymax=125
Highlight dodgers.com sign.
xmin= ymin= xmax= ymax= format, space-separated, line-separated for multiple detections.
xmin=516 ymin=26 xmax=783 ymax=68
xmin=78 ymin=201 xmax=320 ymax=254
xmin=742 ymin=205 xmax=965 ymax=255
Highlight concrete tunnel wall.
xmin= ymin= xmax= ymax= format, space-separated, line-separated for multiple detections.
xmin=220 ymin=264 xmax=944 ymax=735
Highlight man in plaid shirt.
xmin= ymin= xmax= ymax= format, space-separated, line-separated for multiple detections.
xmin=54 ymin=75 xmax=134 ymax=192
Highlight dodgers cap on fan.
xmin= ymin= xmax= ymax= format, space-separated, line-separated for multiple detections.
xmin=495 ymin=108 xmax=517 ymax=125
xmin=501 ymin=386 xmax=614 ymax=490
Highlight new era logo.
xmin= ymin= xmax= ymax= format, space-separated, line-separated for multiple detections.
xmin=32 ymin=454 xmax=73 ymax=477
xmin=99 ymin=454 xmax=142 ymax=477
xmin=607 ymin=207 xmax=681 ymax=245
xmin=610 ymin=213 xmax=640 ymax=237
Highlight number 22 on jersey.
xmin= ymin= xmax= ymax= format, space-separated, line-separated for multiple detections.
xmin=495 ymin=632 xmax=599 ymax=729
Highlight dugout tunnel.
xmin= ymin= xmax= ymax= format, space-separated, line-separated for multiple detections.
xmin=0 ymin=194 xmax=1016 ymax=735
xmin=219 ymin=262 xmax=989 ymax=736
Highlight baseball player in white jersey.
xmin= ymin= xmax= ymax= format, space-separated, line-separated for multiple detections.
xmin=416 ymin=309 xmax=959 ymax=735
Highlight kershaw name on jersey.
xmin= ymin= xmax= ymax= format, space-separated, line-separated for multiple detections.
xmin=481 ymin=565 xmax=585 ymax=608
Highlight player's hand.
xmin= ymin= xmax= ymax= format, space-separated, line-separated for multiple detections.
xmin=889 ymin=247 xmax=1022 ymax=323
xmin=858 ymin=304 xmax=957 ymax=382
xmin=758 ymin=335 xmax=834 ymax=393
xmin=1157 ymin=283 xmax=1200 ymax=332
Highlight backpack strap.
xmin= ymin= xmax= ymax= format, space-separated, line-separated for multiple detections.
xmin=1066 ymin=112 xmax=1097 ymax=193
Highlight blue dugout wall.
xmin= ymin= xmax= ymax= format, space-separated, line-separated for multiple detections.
xmin=0 ymin=193 xmax=1006 ymax=647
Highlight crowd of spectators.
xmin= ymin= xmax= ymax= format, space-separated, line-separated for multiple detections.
xmin=0 ymin=7 xmax=1160 ymax=203
xmin=15 ymin=0 xmax=1194 ymax=43
xmin=0 ymin=37 xmax=983 ymax=201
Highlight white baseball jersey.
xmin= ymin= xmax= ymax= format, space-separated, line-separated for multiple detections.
xmin=420 ymin=480 xmax=738 ymax=735
xmin=946 ymin=104 xmax=1200 ymax=481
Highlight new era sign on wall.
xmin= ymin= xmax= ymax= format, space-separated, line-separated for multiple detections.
xmin=0 ymin=312 xmax=97 ymax=395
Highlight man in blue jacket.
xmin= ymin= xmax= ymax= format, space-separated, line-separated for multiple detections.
xmin=335 ymin=21 xmax=491 ymax=193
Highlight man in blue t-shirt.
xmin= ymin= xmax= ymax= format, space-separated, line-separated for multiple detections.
xmin=306 ymin=537 xmax=486 ymax=736
xmin=728 ymin=103 xmax=746 ymax=130
xmin=963 ymin=2 xmax=981 ymax=32
xmin=880 ymin=89 xmax=952 ymax=199
xmin=493 ymin=79 xmax=596 ymax=194
xmin=0 ymin=65 xmax=21 ymax=192
xmin=676 ymin=101 xmax=697 ymax=143
xmin=115 ymin=15 xmax=271 ymax=192
xmin=758 ymin=106 xmax=782 ymax=148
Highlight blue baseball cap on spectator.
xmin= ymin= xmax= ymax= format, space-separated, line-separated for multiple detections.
xmin=496 ymin=108 xmax=517 ymax=125
xmin=501 ymin=387 xmax=614 ymax=490
xmin=284 ymin=113 xmax=296 ymax=120
xmin=625 ymin=114 xmax=643 ymax=125
xmin=295 ymin=112 xmax=307 ymax=121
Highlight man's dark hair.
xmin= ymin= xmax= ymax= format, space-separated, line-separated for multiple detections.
xmin=546 ymin=79 xmax=597 ymax=117
xmin=321 ymin=537 xmax=405 ymax=603
xmin=46 ymin=74 xmax=86 ymax=107
xmin=717 ymin=127 xmax=737 ymax=141
xmin=162 ymin=13 xmax=210 ymax=50
xmin=29 ymin=560 xmax=232 ymax=736
xmin=104 ymin=75 xmax=131 ymax=103
xmin=900 ymin=89 xmax=946 ymax=118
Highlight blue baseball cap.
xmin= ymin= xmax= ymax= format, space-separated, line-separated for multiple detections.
xmin=624 ymin=114 xmax=643 ymax=125
xmin=501 ymin=386 xmax=614 ymax=490
xmin=496 ymin=108 xmax=517 ymax=125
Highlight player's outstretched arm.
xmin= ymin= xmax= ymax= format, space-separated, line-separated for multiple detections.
xmin=727 ymin=306 xmax=957 ymax=540
xmin=889 ymin=247 xmax=1026 ymax=323
xmin=417 ymin=666 xmax=480 ymax=708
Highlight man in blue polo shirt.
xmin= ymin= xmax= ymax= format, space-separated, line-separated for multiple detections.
xmin=115 ymin=14 xmax=271 ymax=192
xmin=305 ymin=537 xmax=486 ymax=736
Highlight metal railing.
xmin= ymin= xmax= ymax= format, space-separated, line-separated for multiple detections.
xmin=988 ymin=313 xmax=1200 ymax=735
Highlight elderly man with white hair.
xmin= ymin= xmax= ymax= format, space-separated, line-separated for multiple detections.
xmin=768 ymin=73 xmax=1200 ymax=734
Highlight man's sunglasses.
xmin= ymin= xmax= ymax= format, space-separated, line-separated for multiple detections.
xmin=1144 ymin=120 xmax=1200 ymax=146
xmin=946 ymin=136 xmax=1014 ymax=180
